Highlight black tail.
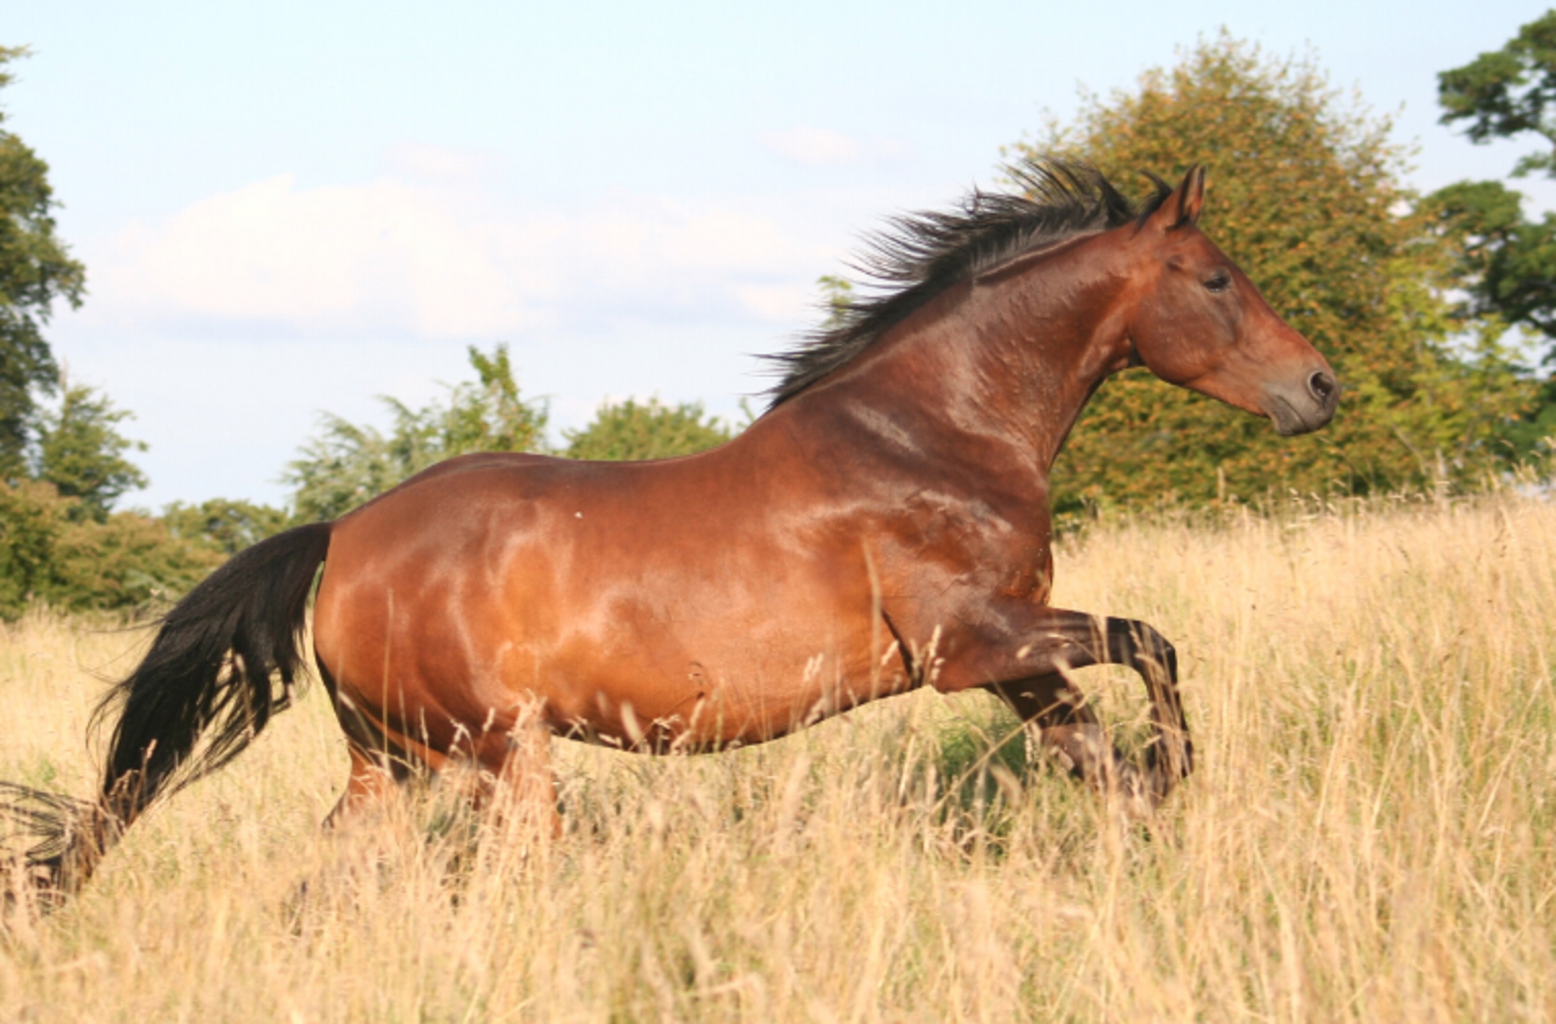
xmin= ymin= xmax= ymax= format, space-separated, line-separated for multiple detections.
xmin=1 ymin=521 xmax=332 ymax=898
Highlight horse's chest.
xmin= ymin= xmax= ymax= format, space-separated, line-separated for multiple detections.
xmin=901 ymin=499 xmax=1050 ymax=582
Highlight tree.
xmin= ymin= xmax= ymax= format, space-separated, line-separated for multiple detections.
xmin=0 ymin=47 xmax=86 ymax=479
xmin=0 ymin=478 xmax=63 ymax=616
xmin=1438 ymin=11 xmax=1556 ymax=179
xmin=563 ymin=398 xmax=731 ymax=461
xmin=285 ymin=343 xmax=548 ymax=521
xmin=0 ymin=479 xmax=220 ymax=620
xmin=1004 ymin=35 xmax=1530 ymax=515
xmin=1418 ymin=181 xmax=1556 ymax=348
xmin=160 ymin=497 xmax=290 ymax=556
xmin=1427 ymin=12 xmax=1556 ymax=457
xmin=32 ymin=374 xmax=148 ymax=521
xmin=1429 ymin=12 xmax=1556 ymax=354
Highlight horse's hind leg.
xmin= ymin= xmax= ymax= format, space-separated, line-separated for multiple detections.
xmin=324 ymin=743 xmax=410 ymax=829
xmin=475 ymin=715 xmax=562 ymax=841
xmin=984 ymin=674 xmax=1150 ymax=804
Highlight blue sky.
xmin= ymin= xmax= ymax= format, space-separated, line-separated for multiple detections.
xmin=7 ymin=1 xmax=1556 ymax=508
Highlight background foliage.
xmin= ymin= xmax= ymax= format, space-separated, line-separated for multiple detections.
xmin=562 ymin=398 xmax=731 ymax=461
xmin=1009 ymin=35 xmax=1533 ymax=518
xmin=1437 ymin=10 xmax=1556 ymax=180
xmin=32 ymin=375 xmax=148 ymax=522
xmin=282 ymin=351 xmax=735 ymax=522
xmin=0 ymin=479 xmax=219 ymax=619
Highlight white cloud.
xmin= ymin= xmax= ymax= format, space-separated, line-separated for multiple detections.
xmin=98 ymin=174 xmax=532 ymax=338
xmin=89 ymin=168 xmax=830 ymax=341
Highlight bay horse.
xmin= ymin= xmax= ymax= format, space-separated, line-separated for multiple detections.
xmin=2 ymin=160 xmax=1337 ymax=896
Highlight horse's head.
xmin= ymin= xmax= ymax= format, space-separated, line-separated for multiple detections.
xmin=1124 ymin=167 xmax=1338 ymax=436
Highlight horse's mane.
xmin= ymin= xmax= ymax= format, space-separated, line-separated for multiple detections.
xmin=764 ymin=157 xmax=1172 ymax=408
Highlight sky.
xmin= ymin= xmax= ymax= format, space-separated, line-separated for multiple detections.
xmin=6 ymin=0 xmax=1556 ymax=509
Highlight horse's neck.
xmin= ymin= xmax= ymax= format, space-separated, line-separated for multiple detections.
xmin=830 ymin=248 xmax=1134 ymax=476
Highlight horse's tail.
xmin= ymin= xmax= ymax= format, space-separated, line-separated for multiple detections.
xmin=1 ymin=521 xmax=332 ymax=899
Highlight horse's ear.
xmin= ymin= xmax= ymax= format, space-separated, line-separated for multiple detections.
xmin=1145 ymin=165 xmax=1206 ymax=232
xmin=1174 ymin=165 xmax=1206 ymax=228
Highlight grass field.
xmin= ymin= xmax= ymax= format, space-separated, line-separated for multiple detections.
xmin=2 ymin=492 xmax=1554 ymax=1022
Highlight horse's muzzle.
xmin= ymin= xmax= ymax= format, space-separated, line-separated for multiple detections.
xmin=1267 ymin=369 xmax=1339 ymax=436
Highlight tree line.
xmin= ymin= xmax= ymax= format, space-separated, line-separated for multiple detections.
xmin=2 ymin=21 xmax=1555 ymax=618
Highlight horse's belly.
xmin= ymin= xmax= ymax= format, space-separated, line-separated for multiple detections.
xmin=523 ymin=605 xmax=907 ymax=749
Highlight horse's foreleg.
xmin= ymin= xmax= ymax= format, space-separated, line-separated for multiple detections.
xmin=982 ymin=673 xmax=1145 ymax=799
xmin=938 ymin=607 xmax=1191 ymax=805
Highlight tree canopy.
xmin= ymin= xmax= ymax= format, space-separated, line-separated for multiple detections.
xmin=1419 ymin=179 xmax=1556 ymax=347
xmin=286 ymin=345 xmax=740 ymax=520
xmin=1438 ymin=10 xmax=1556 ymax=179
xmin=0 ymin=47 xmax=86 ymax=479
xmin=1422 ymin=11 xmax=1556 ymax=463
xmin=159 ymin=498 xmax=291 ymax=557
xmin=1424 ymin=11 xmax=1556 ymax=373
xmin=33 ymin=375 xmax=149 ymax=521
xmin=1005 ymin=35 xmax=1530 ymax=517
xmin=0 ymin=479 xmax=221 ymax=619
xmin=563 ymin=398 xmax=731 ymax=461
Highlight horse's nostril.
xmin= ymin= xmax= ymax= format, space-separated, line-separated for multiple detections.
xmin=1308 ymin=371 xmax=1337 ymax=404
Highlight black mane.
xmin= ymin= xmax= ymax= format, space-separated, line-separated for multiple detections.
xmin=765 ymin=158 xmax=1172 ymax=408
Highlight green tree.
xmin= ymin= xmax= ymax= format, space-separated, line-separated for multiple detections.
xmin=1438 ymin=10 xmax=1556 ymax=179
xmin=0 ymin=478 xmax=64 ymax=616
xmin=32 ymin=374 xmax=148 ymax=521
xmin=563 ymin=398 xmax=731 ymax=461
xmin=0 ymin=479 xmax=219 ymax=620
xmin=1428 ymin=11 xmax=1556 ymax=356
xmin=285 ymin=343 xmax=548 ymax=521
xmin=0 ymin=47 xmax=87 ymax=479
xmin=160 ymin=497 xmax=290 ymax=556
xmin=47 ymin=507 xmax=222 ymax=615
xmin=1418 ymin=180 xmax=1556 ymax=348
xmin=1426 ymin=12 xmax=1556 ymax=461
xmin=1007 ymin=35 xmax=1530 ymax=515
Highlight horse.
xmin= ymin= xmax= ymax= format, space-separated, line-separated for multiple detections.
xmin=1 ymin=159 xmax=1337 ymax=897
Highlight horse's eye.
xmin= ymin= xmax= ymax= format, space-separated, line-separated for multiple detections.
xmin=1204 ymin=271 xmax=1232 ymax=294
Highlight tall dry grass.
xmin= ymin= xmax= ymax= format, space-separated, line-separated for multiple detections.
xmin=1 ymin=493 xmax=1553 ymax=1022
